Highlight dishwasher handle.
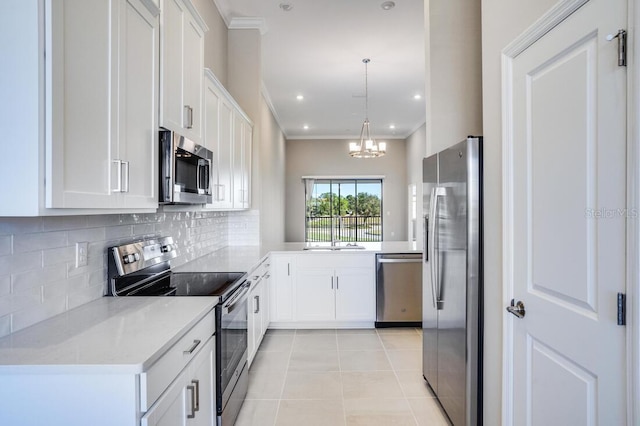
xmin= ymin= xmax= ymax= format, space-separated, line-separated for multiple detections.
xmin=377 ymin=258 xmax=422 ymax=264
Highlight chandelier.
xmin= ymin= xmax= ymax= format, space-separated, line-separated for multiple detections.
xmin=349 ymin=58 xmax=386 ymax=158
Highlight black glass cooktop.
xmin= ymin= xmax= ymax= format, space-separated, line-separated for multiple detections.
xmin=124 ymin=272 xmax=245 ymax=300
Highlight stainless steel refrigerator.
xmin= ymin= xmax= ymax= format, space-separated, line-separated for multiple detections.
xmin=422 ymin=136 xmax=482 ymax=426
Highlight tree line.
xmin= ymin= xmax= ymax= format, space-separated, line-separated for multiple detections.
xmin=307 ymin=192 xmax=381 ymax=217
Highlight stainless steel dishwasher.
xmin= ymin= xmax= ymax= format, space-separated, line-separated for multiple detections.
xmin=375 ymin=253 xmax=422 ymax=327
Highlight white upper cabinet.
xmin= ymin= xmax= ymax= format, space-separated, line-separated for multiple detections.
xmin=0 ymin=0 xmax=159 ymax=215
xmin=117 ymin=0 xmax=160 ymax=209
xmin=203 ymin=70 xmax=252 ymax=211
xmin=232 ymin=114 xmax=252 ymax=209
xmin=159 ymin=0 xmax=206 ymax=144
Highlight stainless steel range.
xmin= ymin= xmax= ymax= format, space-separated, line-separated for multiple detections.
xmin=107 ymin=237 xmax=249 ymax=426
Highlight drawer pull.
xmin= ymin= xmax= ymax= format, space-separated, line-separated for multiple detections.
xmin=183 ymin=339 xmax=201 ymax=355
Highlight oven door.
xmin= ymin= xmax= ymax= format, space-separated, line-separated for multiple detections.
xmin=217 ymin=281 xmax=249 ymax=415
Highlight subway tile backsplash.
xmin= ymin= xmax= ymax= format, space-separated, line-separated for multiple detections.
xmin=0 ymin=209 xmax=260 ymax=337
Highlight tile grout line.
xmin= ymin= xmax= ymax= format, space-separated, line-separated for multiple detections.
xmin=336 ymin=331 xmax=347 ymax=426
xmin=377 ymin=328 xmax=421 ymax=426
xmin=272 ymin=329 xmax=296 ymax=426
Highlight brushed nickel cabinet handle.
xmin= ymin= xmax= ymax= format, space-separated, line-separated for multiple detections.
xmin=183 ymin=339 xmax=201 ymax=355
xmin=192 ymin=379 xmax=200 ymax=412
xmin=186 ymin=384 xmax=196 ymax=418
xmin=184 ymin=105 xmax=194 ymax=129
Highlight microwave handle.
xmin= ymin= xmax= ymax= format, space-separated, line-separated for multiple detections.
xmin=196 ymin=159 xmax=212 ymax=195
xmin=197 ymin=160 xmax=204 ymax=194
xmin=204 ymin=158 xmax=212 ymax=194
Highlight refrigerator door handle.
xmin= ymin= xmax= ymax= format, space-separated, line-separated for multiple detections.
xmin=423 ymin=215 xmax=429 ymax=263
xmin=429 ymin=188 xmax=438 ymax=308
xmin=430 ymin=187 xmax=446 ymax=310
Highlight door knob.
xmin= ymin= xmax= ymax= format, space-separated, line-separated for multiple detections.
xmin=506 ymin=299 xmax=526 ymax=318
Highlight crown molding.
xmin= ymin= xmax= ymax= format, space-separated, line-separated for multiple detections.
xmin=211 ymin=0 xmax=231 ymax=27
xmin=229 ymin=17 xmax=268 ymax=35
xmin=261 ymin=83 xmax=289 ymax=138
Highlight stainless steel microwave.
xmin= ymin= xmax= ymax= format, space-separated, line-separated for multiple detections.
xmin=159 ymin=130 xmax=213 ymax=204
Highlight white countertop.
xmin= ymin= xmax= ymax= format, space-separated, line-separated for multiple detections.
xmin=174 ymin=241 xmax=421 ymax=274
xmin=0 ymin=241 xmax=418 ymax=372
xmin=0 ymin=297 xmax=218 ymax=374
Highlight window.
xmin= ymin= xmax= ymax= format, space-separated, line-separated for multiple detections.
xmin=305 ymin=179 xmax=383 ymax=242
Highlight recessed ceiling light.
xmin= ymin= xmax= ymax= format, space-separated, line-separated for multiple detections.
xmin=381 ymin=1 xmax=396 ymax=11
xmin=303 ymin=124 xmax=309 ymax=130
xmin=389 ymin=124 xmax=396 ymax=129
xmin=279 ymin=3 xmax=293 ymax=12
xmin=414 ymin=94 xmax=422 ymax=100
xmin=296 ymin=94 xmax=304 ymax=100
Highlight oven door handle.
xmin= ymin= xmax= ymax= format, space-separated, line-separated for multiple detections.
xmin=223 ymin=283 xmax=250 ymax=314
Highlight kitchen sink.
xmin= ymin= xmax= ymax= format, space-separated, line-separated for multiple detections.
xmin=303 ymin=244 xmax=366 ymax=251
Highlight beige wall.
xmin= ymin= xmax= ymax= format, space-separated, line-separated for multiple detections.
xmin=405 ymin=123 xmax=426 ymax=247
xmin=227 ymin=29 xmax=262 ymax=123
xmin=424 ymin=0 xmax=483 ymax=157
xmin=192 ymin=0 xmax=228 ymax=86
xmin=227 ymin=28 xmax=288 ymax=244
xmin=285 ymin=139 xmax=408 ymax=242
xmin=480 ymin=0 xmax=559 ymax=424
xmin=259 ymin=95 xmax=287 ymax=245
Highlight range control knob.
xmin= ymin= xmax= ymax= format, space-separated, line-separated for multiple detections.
xmin=161 ymin=244 xmax=173 ymax=253
xmin=133 ymin=253 xmax=141 ymax=261
xmin=122 ymin=254 xmax=137 ymax=264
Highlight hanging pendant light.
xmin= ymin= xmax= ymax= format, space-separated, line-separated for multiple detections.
xmin=349 ymin=58 xmax=387 ymax=158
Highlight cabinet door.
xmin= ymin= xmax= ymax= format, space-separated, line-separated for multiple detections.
xmin=188 ymin=339 xmax=214 ymax=426
xmin=295 ymin=268 xmax=335 ymax=322
xmin=216 ymin=99 xmax=234 ymax=209
xmin=141 ymin=373 xmax=188 ymax=426
xmin=119 ymin=0 xmax=158 ymax=208
xmin=271 ymin=255 xmax=294 ymax=321
xmin=241 ymin=120 xmax=252 ymax=209
xmin=203 ymin=73 xmax=220 ymax=209
xmin=334 ymin=267 xmax=375 ymax=321
xmin=159 ymin=0 xmax=185 ymax=133
xmin=181 ymin=11 xmax=204 ymax=143
xmin=203 ymin=74 xmax=220 ymax=155
xmin=247 ymin=280 xmax=260 ymax=366
xmin=232 ymin=114 xmax=244 ymax=209
xmin=142 ymin=339 xmax=214 ymax=426
xmin=47 ymin=0 xmax=115 ymax=208
xmin=260 ymin=270 xmax=270 ymax=337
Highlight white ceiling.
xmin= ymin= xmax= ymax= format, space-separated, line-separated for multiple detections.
xmin=214 ymin=0 xmax=426 ymax=140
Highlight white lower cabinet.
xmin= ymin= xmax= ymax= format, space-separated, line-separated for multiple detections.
xmin=248 ymin=259 xmax=271 ymax=366
xmin=295 ymin=268 xmax=335 ymax=321
xmin=142 ymin=338 xmax=214 ymax=426
xmin=270 ymin=254 xmax=295 ymax=322
xmin=334 ymin=267 xmax=375 ymax=321
xmin=270 ymin=253 xmax=375 ymax=327
xmin=295 ymin=265 xmax=375 ymax=323
xmin=0 ymin=307 xmax=216 ymax=426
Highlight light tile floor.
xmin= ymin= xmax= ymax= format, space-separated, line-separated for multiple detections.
xmin=235 ymin=328 xmax=450 ymax=426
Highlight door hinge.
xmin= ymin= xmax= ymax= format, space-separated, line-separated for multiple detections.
xmin=607 ymin=29 xmax=627 ymax=67
xmin=617 ymin=292 xmax=626 ymax=326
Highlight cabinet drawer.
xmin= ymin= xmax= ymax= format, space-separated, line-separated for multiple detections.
xmin=296 ymin=253 xmax=374 ymax=269
xmin=250 ymin=257 xmax=270 ymax=278
xmin=140 ymin=309 xmax=215 ymax=410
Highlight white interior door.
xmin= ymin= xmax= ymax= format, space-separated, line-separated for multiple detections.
xmin=505 ymin=0 xmax=627 ymax=424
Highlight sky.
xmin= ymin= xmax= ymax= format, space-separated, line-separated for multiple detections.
xmin=312 ymin=180 xmax=382 ymax=199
